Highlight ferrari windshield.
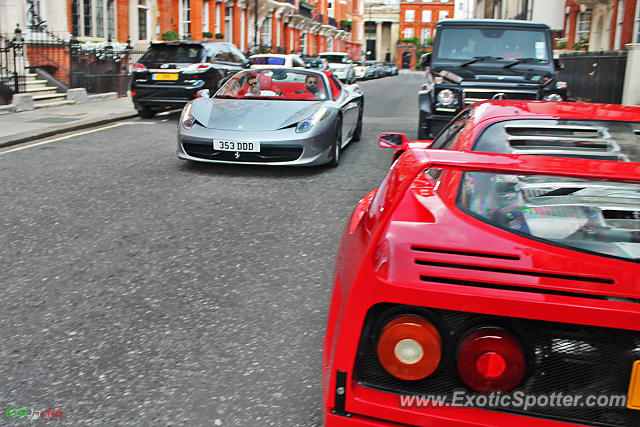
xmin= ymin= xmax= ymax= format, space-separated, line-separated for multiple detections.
xmin=216 ymin=69 xmax=329 ymax=100
xmin=436 ymin=28 xmax=549 ymax=62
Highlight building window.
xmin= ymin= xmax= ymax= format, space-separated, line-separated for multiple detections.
xmin=180 ymin=0 xmax=191 ymax=39
xmin=328 ymin=0 xmax=335 ymax=18
xmin=300 ymin=31 xmax=307 ymax=54
xmin=72 ymin=0 xmax=120 ymax=39
xmin=403 ymin=27 xmax=414 ymax=38
xmin=83 ymin=0 xmax=92 ymax=36
xmin=215 ymin=3 xmax=221 ymax=33
xmin=327 ymin=36 xmax=333 ymax=51
xmin=203 ymin=0 xmax=210 ymax=32
xmin=636 ymin=0 xmax=640 ymax=43
xmin=422 ymin=10 xmax=431 ymax=22
xmin=106 ymin=0 xmax=115 ymax=40
xmin=438 ymin=10 xmax=448 ymax=21
xmin=261 ymin=17 xmax=272 ymax=46
xmin=421 ymin=28 xmax=430 ymax=43
xmin=576 ymin=11 xmax=591 ymax=42
xmin=241 ymin=9 xmax=246 ymax=50
xmin=405 ymin=10 xmax=415 ymax=22
xmin=225 ymin=4 xmax=234 ymax=43
xmin=138 ymin=0 xmax=149 ymax=40
xmin=96 ymin=1 xmax=104 ymax=37
xmin=71 ymin=0 xmax=80 ymax=36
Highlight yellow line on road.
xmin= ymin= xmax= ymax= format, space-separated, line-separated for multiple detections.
xmin=0 ymin=123 xmax=126 ymax=156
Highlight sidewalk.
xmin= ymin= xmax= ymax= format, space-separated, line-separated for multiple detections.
xmin=0 ymin=96 xmax=139 ymax=148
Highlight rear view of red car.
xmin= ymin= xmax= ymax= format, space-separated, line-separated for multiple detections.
xmin=323 ymin=100 xmax=640 ymax=426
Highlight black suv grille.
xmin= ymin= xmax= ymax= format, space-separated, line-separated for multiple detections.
xmin=183 ymin=143 xmax=303 ymax=162
xmin=463 ymin=89 xmax=539 ymax=105
xmin=357 ymin=304 xmax=640 ymax=426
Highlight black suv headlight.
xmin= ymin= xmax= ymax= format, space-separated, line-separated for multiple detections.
xmin=434 ymin=88 xmax=460 ymax=111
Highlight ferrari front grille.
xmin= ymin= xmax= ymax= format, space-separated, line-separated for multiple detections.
xmin=182 ymin=143 xmax=303 ymax=162
xmin=462 ymin=89 xmax=538 ymax=105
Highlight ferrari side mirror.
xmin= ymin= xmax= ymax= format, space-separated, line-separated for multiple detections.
xmin=378 ymin=132 xmax=407 ymax=149
xmin=196 ymin=89 xmax=211 ymax=98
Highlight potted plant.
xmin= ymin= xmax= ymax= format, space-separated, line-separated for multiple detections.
xmin=161 ymin=30 xmax=179 ymax=41
xmin=215 ymin=33 xmax=224 ymax=40
xmin=203 ymin=32 xmax=213 ymax=39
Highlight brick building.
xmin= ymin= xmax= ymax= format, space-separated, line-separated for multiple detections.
xmin=399 ymin=0 xmax=454 ymax=44
xmin=563 ymin=0 xmax=640 ymax=51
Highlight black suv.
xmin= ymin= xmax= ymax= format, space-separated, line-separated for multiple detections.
xmin=418 ymin=19 xmax=567 ymax=139
xmin=131 ymin=41 xmax=250 ymax=118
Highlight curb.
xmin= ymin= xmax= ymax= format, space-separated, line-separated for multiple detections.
xmin=0 ymin=111 xmax=140 ymax=149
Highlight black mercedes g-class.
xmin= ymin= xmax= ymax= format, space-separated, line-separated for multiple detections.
xmin=131 ymin=41 xmax=250 ymax=118
xmin=418 ymin=19 xmax=567 ymax=139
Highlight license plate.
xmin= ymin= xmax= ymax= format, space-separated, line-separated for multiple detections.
xmin=628 ymin=360 xmax=640 ymax=410
xmin=213 ymin=140 xmax=260 ymax=152
xmin=152 ymin=73 xmax=179 ymax=81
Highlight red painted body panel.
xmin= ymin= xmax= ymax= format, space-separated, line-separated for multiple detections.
xmin=323 ymin=101 xmax=640 ymax=426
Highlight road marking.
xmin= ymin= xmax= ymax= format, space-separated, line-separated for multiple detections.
xmin=0 ymin=123 xmax=126 ymax=156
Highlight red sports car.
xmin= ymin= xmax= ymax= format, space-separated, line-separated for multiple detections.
xmin=323 ymin=100 xmax=640 ymax=426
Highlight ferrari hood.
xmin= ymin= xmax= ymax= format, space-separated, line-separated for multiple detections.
xmin=190 ymin=98 xmax=325 ymax=131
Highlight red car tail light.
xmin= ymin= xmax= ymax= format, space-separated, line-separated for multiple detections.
xmin=133 ymin=63 xmax=147 ymax=72
xmin=377 ymin=315 xmax=442 ymax=380
xmin=456 ymin=327 xmax=525 ymax=393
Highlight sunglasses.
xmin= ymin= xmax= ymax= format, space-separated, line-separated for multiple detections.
xmin=307 ymin=81 xmax=318 ymax=85
xmin=248 ymin=81 xmax=257 ymax=86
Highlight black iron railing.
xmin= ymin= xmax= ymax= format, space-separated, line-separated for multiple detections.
xmin=559 ymin=50 xmax=627 ymax=104
xmin=0 ymin=24 xmax=134 ymax=100
xmin=0 ymin=27 xmax=27 ymax=103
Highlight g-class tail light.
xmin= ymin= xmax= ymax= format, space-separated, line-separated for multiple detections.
xmin=456 ymin=327 xmax=525 ymax=393
xmin=377 ymin=315 xmax=442 ymax=380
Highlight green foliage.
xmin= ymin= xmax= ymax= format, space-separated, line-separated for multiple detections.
xmin=556 ymin=40 xmax=567 ymax=49
xmin=215 ymin=33 xmax=224 ymax=40
xmin=425 ymin=38 xmax=434 ymax=46
xmin=398 ymin=37 xmax=420 ymax=45
xmin=161 ymin=31 xmax=179 ymax=41
xmin=203 ymin=32 xmax=213 ymax=38
xmin=340 ymin=20 xmax=352 ymax=30
xmin=573 ymin=36 xmax=588 ymax=51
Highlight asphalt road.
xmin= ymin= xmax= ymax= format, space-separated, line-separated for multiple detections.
xmin=0 ymin=72 xmax=424 ymax=426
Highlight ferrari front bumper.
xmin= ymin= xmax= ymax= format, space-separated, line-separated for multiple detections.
xmin=177 ymin=125 xmax=334 ymax=166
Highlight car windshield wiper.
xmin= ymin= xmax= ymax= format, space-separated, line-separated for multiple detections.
xmin=503 ymin=57 xmax=547 ymax=68
xmin=460 ymin=56 xmax=503 ymax=66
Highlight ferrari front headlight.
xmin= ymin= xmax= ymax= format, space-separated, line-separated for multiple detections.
xmin=296 ymin=106 xmax=328 ymax=133
xmin=180 ymin=103 xmax=195 ymax=130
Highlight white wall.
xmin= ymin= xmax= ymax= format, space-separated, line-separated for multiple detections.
xmin=531 ymin=0 xmax=565 ymax=31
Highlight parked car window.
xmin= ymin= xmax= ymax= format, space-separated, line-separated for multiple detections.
xmin=208 ymin=43 xmax=245 ymax=63
xmin=430 ymin=109 xmax=470 ymax=148
xmin=320 ymin=54 xmax=349 ymax=63
xmin=140 ymin=44 xmax=203 ymax=63
xmin=252 ymin=56 xmax=286 ymax=65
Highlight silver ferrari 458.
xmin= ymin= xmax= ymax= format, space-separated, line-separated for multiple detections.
xmin=177 ymin=68 xmax=364 ymax=166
